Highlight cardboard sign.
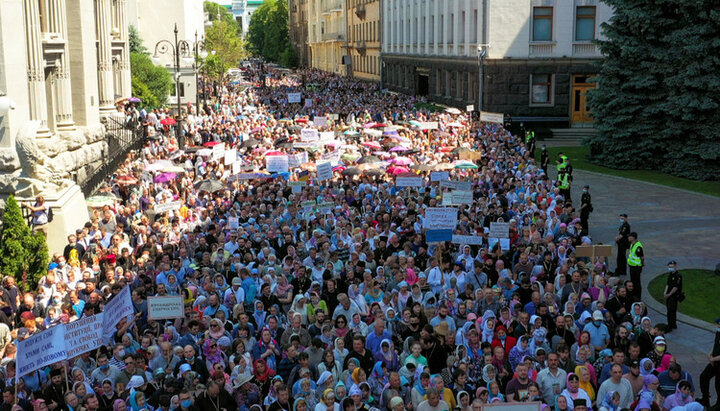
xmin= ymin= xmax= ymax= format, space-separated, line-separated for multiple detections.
xmin=16 ymin=326 xmax=68 ymax=381
xmin=452 ymin=235 xmax=484 ymax=245
xmin=65 ymin=313 xmax=104 ymax=358
xmin=489 ymin=237 xmax=511 ymax=251
xmin=426 ymin=229 xmax=453 ymax=243
xmin=301 ymin=200 xmax=316 ymax=211
xmin=466 ymin=105 xmax=475 ymax=112
xmin=319 ymin=131 xmax=335 ymax=141
xmin=155 ymin=201 xmax=182 ymax=213
xmin=148 ymin=296 xmax=185 ymax=320
xmin=480 ymin=111 xmax=504 ymax=124
xmin=102 ymin=285 xmax=133 ymax=336
xmin=423 ymin=207 xmax=458 ymax=230
xmin=329 ymin=114 xmax=340 ymax=121
xmin=452 ymin=190 xmax=473 ymax=204
xmin=237 ymin=173 xmax=268 ymax=180
xmin=212 ymin=143 xmax=225 ymax=161
xmin=317 ymin=202 xmax=334 ymax=214
xmin=431 ymin=171 xmax=450 ymax=182
xmin=289 ymin=181 xmax=306 ymax=193
xmin=321 ymin=150 xmax=341 ymax=166
xmin=459 ymin=151 xmax=483 ymax=160
xmin=440 ymin=180 xmax=472 ymax=191
xmin=288 ymin=152 xmax=308 ymax=168
xmin=232 ymin=161 xmax=242 ymax=175
xmin=489 ymin=222 xmax=510 ymax=238
xmin=287 ymin=92 xmax=302 ymax=103
xmin=266 ymin=155 xmax=289 ymax=173
xmin=313 ymin=116 xmax=328 ymax=127
xmin=316 ymin=162 xmax=332 ymax=181
xmin=442 ymin=192 xmax=453 ymax=206
xmin=301 ymin=128 xmax=319 ymax=142
xmin=575 ymin=245 xmax=613 ymax=258
xmin=224 ymin=148 xmax=237 ymax=165
xmin=396 ymin=177 xmax=423 ymax=187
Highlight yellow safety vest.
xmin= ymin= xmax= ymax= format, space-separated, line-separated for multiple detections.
xmin=628 ymin=241 xmax=643 ymax=266
xmin=558 ymin=173 xmax=570 ymax=189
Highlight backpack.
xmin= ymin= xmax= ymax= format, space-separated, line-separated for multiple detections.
xmin=47 ymin=207 xmax=54 ymax=223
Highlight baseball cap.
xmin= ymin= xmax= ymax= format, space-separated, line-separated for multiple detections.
xmin=592 ymin=310 xmax=603 ymax=321
xmin=232 ymin=277 xmax=242 ymax=286
xmin=667 ymin=260 xmax=677 ymax=266
xmin=653 ymin=336 xmax=666 ymax=345
xmin=630 ymin=360 xmax=640 ymax=367
xmin=619 ymin=213 xmax=628 ymax=218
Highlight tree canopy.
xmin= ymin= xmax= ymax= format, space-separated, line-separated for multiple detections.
xmin=586 ymin=0 xmax=720 ymax=180
xmin=247 ymin=0 xmax=297 ymax=67
xmin=0 ymin=196 xmax=48 ymax=291
xmin=130 ymin=52 xmax=174 ymax=108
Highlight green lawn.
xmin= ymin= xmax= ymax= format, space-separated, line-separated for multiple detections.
xmin=536 ymin=146 xmax=720 ymax=198
xmin=648 ymin=269 xmax=719 ymax=324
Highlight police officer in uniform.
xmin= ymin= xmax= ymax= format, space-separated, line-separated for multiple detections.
xmin=663 ymin=260 xmax=682 ymax=332
xmin=540 ymin=145 xmax=549 ymax=172
xmin=579 ymin=185 xmax=592 ymax=236
xmin=627 ymin=232 xmax=644 ymax=299
xmin=557 ymin=169 xmax=571 ymax=202
xmin=615 ymin=214 xmax=631 ymax=276
xmin=526 ymin=130 xmax=536 ymax=158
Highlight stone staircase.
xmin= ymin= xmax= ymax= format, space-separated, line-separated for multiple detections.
xmin=546 ymin=127 xmax=598 ymax=146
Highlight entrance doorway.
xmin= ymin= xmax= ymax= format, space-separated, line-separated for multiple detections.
xmin=571 ymin=74 xmax=595 ymax=126
xmin=417 ymin=74 xmax=429 ymax=96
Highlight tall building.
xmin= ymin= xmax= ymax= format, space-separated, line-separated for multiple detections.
xmin=346 ymin=0 xmax=381 ymax=82
xmin=289 ymin=0 xmax=310 ymax=67
xmin=0 ymin=0 xmax=132 ymax=250
xmin=381 ymin=0 xmax=612 ymax=131
xmin=128 ymin=0 xmax=206 ymax=106
xmin=232 ymin=0 xmax=266 ymax=38
xmin=308 ymin=0 xmax=348 ymax=75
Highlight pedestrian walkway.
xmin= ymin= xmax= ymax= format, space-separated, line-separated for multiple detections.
xmin=569 ymin=169 xmax=720 ymax=398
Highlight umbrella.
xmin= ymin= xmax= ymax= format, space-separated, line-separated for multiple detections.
xmin=341 ymin=167 xmax=362 ymax=176
xmin=240 ymin=138 xmax=260 ymax=148
xmin=128 ymin=97 xmax=142 ymax=103
xmin=357 ymin=155 xmax=381 ymax=164
xmin=382 ymin=130 xmax=399 ymax=136
xmin=434 ymin=162 xmax=454 ymax=170
xmin=410 ymin=164 xmax=434 ymax=171
xmin=400 ymin=148 xmax=420 ymax=156
xmin=115 ymin=175 xmax=137 ymax=185
xmin=194 ymin=179 xmax=225 ymax=192
xmin=363 ymin=122 xmax=377 ymax=129
xmin=389 ymin=145 xmax=409 ymax=152
xmin=277 ymin=142 xmax=293 ymax=149
xmin=361 ymin=141 xmax=382 ymax=149
xmin=364 ymin=168 xmax=384 ymax=176
xmin=274 ymin=137 xmax=290 ymax=147
xmin=162 ymin=166 xmax=185 ymax=173
xmin=145 ymin=160 xmax=174 ymax=172
xmin=390 ymin=135 xmax=412 ymax=143
xmin=448 ymin=122 xmax=464 ymax=127
xmin=288 ymin=125 xmax=302 ymax=132
xmin=452 ymin=147 xmax=473 ymax=155
xmin=295 ymin=118 xmax=308 ymax=123
xmin=153 ymin=172 xmax=177 ymax=183
xmin=160 ymin=117 xmax=176 ymax=126
xmin=439 ymin=146 xmax=456 ymax=153
xmin=391 ymin=157 xmax=413 ymax=166
xmin=387 ymin=166 xmax=410 ymax=175
xmin=371 ymin=123 xmax=387 ymax=128
xmin=197 ymin=148 xmax=213 ymax=157
xmin=409 ymin=120 xmax=422 ymax=127
xmin=396 ymin=172 xmax=417 ymax=177
xmin=86 ymin=194 xmax=119 ymax=207
xmin=454 ymin=160 xmax=478 ymax=169
xmin=251 ymin=127 xmax=264 ymax=133
xmin=344 ymin=130 xmax=360 ymax=136
xmin=341 ymin=152 xmax=361 ymax=162
xmin=168 ymin=150 xmax=185 ymax=160
xmin=263 ymin=150 xmax=284 ymax=156
xmin=204 ymin=141 xmax=221 ymax=147
xmin=373 ymin=151 xmax=390 ymax=157
xmin=445 ymin=107 xmax=462 ymax=114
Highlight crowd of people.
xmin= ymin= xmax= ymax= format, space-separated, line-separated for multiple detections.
xmin=0 ymin=62 xmax=716 ymax=411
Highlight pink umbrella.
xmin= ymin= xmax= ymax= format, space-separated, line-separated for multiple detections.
xmin=392 ymin=157 xmax=413 ymax=166
xmin=153 ymin=172 xmax=176 ymax=183
xmin=362 ymin=141 xmax=382 ymax=149
xmin=363 ymin=122 xmax=377 ymax=129
xmin=263 ymin=150 xmax=284 ymax=156
xmin=387 ymin=166 xmax=410 ymax=175
xmin=389 ymin=145 xmax=409 ymax=152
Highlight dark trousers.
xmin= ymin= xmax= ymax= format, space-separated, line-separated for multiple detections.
xmin=580 ymin=211 xmax=590 ymax=236
xmin=700 ymin=362 xmax=720 ymax=401
xmin=616 ymin=244 xmax=629 ymax=276
xmin=666 ymin=295 xmax=678 ymax=329
xmin=559 ymin=188 xmax=571 ymax=202
xmin=629 ymin=265 xmax=643 ymax=299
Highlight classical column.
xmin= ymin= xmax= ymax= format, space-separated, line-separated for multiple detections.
xmin=48 ymin=0 xmax=75 ymax=130
xmin=115 ymin=0 xmax=131 ymax=98
xmin=95 ymin=0 xmax=115 ymax=114
xmin=23 ymin=0 xmax=50 ymax=135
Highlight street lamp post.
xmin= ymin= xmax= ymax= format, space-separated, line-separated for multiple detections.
xmin=194 ymin=31 xmax=208 ymax=115
xmin=153 ymin=23 xmax=192 ymax=148
xmin=477 ymin=44 xmax=487 ymax=114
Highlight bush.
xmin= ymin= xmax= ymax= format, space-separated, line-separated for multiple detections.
xmin=130 ymin=52 xmax=174 ymax=108
xmin=0 ymin=196 xmax=49 ymax=290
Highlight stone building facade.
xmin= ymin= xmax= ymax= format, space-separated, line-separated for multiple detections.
xmin=346 ymin=0 xmax=381 ymax=82
xmin=381 ymin=0 xmax=612 ymax=130
xmin=289 ymin=0 xmax=311 ymax=67
xmin=308 ymin=0 xmax=347 ymax=75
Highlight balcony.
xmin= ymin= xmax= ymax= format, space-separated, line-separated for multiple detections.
xmin=355 ymin=2 xmax=366 ymax=18
xmin=573 ymin=42 xmax=601 ymax=57
xmin=321 ymin=0 xmax=342 ymax=14
xmin=529 ymin=42 xmax=556 ymax=57
xmin=322 ymin=32 xmax=344 ymax=42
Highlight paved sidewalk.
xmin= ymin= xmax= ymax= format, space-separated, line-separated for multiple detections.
xmin=566 ymin=169 xmax=720 ymax=399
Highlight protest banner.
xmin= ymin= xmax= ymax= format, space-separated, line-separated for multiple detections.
xmin=154 ymin=201 xmax=181 ymax=213
xmin=301 ymin=201 xmax=316 ymax=212
xmin=304 ymin=99 xmax=313 ymax=108
xmin=442 ymin=192 xmax=453 ymax=206
xmin=426 ymin=230 xmax=453 ymax=243
xmin=316 ymin=162 xmax=332 ymax=181
xmin=466 ymin=105 xmax=475 ymax=112
xmin=489 ymin=222 xmax=510 ymax=238
xmin=417 ymin=121 xmax=439 ymax=130
xmin=423 ymin=207 xmax=458 ymax=230
xmin=288 ymin=152 xmax=308 ymax=168
xmin=317 ymin=202 xmax=335 ymax=214
xmin=293 ymin=141 xmax=319 ymax=149
xmin=212 ymin=143 xmax=224 ymax=161
xmin=102 ymin=285 xmax=133 ymax=336
xmin=228 ymin=217 xmax=239 ymax=229
xmin=319 ymin=131 xmax=335 ymax=141
xmin=396 ymin=177 xmax=423 ymax=188
xmin=287 ymin=92 xmax=302 ymax=103
xmin=232 ymin=161 xmax=241 ymax=175
xmin=289 ymin=181 xmax=306 ymax=193
xmin=313 ymin=116 xmax=328 ymax=127
xmin=430 ymin=171 xmax=450 ymax=182
xmin=321 ymin=150 xmax=341 ymax=166
xmin=16 ymin=325 xmax=67 ymax=381
xmin=148 ymin=296 xmax=184 ymax=320
xmin=266 ymin=155 xmax=289 ymax=173
xmin=440 ymin=180 xmax=472 ymax=191
xmin=452 ymin=190 xmax=473 ymax=204
xmin=480 ymin=111 xmax=505 ymax=124
xmin=329 ymin=114 xmax=340 ymax=121
xmin=489 ymin=237 xmax=511 ymax=251
xmin=237 ymin=173 xmax=268 ymax=180
xmin=452 ymin=235 xmax=484 ymax=245
xmin=300 ymin=128 xmax=319 ymax=142
xmin=65 ymin=313 xmax=104 ymax=357
xmin=224 ymin=148 xmax=237 ymax=165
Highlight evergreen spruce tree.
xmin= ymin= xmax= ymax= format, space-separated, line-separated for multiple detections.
xmin=587 ymin=0 xmax=720 ymax=180
xmin=0 ymin=196 xmax=49 ymax=290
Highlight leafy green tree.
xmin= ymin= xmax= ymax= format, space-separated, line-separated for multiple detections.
xmin=0 ymin=196 xmax=48 ymax=291
xmin=205 ymin=19 xmax=249 ymax=78
xmin=130 ymin=51 xmax=174 ymax=108
xmin=587 ymin=0 xmax=720 ymax=180
xmin=247 ymin=1 xmax=272 ymax=56
xmin=247 ymin=0 xmax=296 ymax=67
xmin=129 ymin=25 xmax=147 ymax=54
xmin=204 ymin=1 xmax=238 ymax=30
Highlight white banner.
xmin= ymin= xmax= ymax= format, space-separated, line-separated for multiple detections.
xmin=316 ymin=162 xmax=332 ymax=181
xmin=232 ymin=161 xmax=242 ymax=175
xmin=423 ymin=207 xmax=458 ymax=230
xmin=452 ymin=190 xmax=473 ymax=204
xmin=430 ymin=171 xmax=450 ymax=182
xmin=148 ymin=296 xmax=184 ymax=320
xmin=102 ymin=286 xmax=133 ymax=336
xmin=287 ymin=92 xmax=302 ymax=103
xmin=490 ymin=222 xmax=510 ymax=238
xmin=418 ymin=121 xmax=439 ymax=130
xmin=212 ymin=143 xmax=225 ymax=161
xmin=313 ymin=116 xmax=328 ymax=127
xmin=288 ymin=152 xmax=308 ymax=168
xmin=440 ymin=180 xmax=472 ymax=191
xmin=17 ymin=326 xmax=68 ymax=381
xmin=155 ymin=201 xmax=182 ymax=213
xmin=228 ymin=217 xmax=239 ymax=229
xmin=466 ymin=105 xmax=475 ymax=112
xmin=442 ymin=192 xmax=453 ymax=206
xmin=266 ymin=155 xmax=289 ymax=173
xmin=489 ymin=237 xmax=511 ymax=251
xmin=452 ymin=235 xmax=485 ymax=245
xmin=317 ymin=202 xmax=334 ymax=214
xmin=289 ymin=181 xmax=306 ymax=193
xmin=396 ymin=177 xmax=423 ymax=187
xmin=304 ymin=99 xmax=313 ymax=108
xmin=224 ymin=148 xmax=237 ymax=166
xmin=319 ymin=131 xmax=335 ymax=142
xmin=300 ymin=128 xmax=319 ymax=142
xmin=65 ymin=314 xmax=104 ymax=358
xmin=329 ymin=114 xmax=340 ymax=121
xmin=480 ymin=111 xmax=505 ymax=124
xmin=321 ymin=150 xmax=341 ymax=166
xmin=293 ymin=141 xmax=319 ymax=149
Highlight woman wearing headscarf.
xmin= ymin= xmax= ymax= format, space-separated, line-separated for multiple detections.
xmin=202 ymin=339 xmax=226 ymax=371
xmin=662 ymin=380 xmax=694 ymax=410
xmin=574 ymin=365 xmax=596 ymax=402
xmin=292 ymin=398 xmax=308 ymax=411
xmin=510 ymin=336 xmax=533 ymax=370
xmin=71 ymin=367 xmax=96 ymax=395
xmin=560 ymin=373 xmax=592 ymax=411
xmin=315 ymin=388 xmax=340 ymax=411
xmin=290 ymin=294 xmax=309 ymax=325
xmin=332 ymin=337 xmax=348 ymax=365
xmin=598 ymin=391 xmax=620 ymax=411
xmin=316 ymin=371 xmax=336 ymax=399
xmin=481 ymin=364 xmax=497 ymax=389
xmin=639 ymin=358 xmax=655 ymax=377
xmin=411 ymin=369 xmax=430 ymax=409
xmin=373 ymin=339 xmax=400 ymax=372
xmin=128 ymin=391 xmax=152 ymax=411
xmin=367 ymin=362 xmax=388 ymax=400
xmin=633 ymin=374 xmax=661 ymax=411
xmin=251 ymin=358 xmax=276 ymax=397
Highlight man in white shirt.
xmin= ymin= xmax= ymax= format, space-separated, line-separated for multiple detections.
xmin=417 ymin=387 xmax=449 ymax=411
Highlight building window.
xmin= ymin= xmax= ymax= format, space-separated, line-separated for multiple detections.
xmin=532 ymin=7 xmax=553 ymax=42
xmin=575 ymin=6 xmax=596 ymax=41
xmin=530 ymin=74 xmax=553 ymax=105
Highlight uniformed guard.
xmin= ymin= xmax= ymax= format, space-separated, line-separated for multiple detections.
xmin=615 ymin=214 xmax=631 ymax=276
xmin=540 ymin=145 xmax=549 ymax=172
xmin=579 ymin=184 xmax=592 ymax=236
xmin=663 ymin=260 xmax=682 ymax=332
xmin=526 ymin=130 xmax=536 ymax=158
xmin=627 ymin=232 xmax=644 ymax=299
xmin=557 ymin=170 xmax=571 ymax=201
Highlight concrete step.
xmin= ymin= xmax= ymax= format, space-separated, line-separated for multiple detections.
xmin=549 ymin=127 xmax=597 ymax=142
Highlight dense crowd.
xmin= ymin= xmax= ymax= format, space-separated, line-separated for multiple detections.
xmin=0 ymin=63 xmax=714 ymax=411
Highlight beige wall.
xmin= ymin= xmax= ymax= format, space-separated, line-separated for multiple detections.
xmin=346 ymin=0 xmax=380 ymax=82
xmin=308 ymin=0 xmax=347 ymax=75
